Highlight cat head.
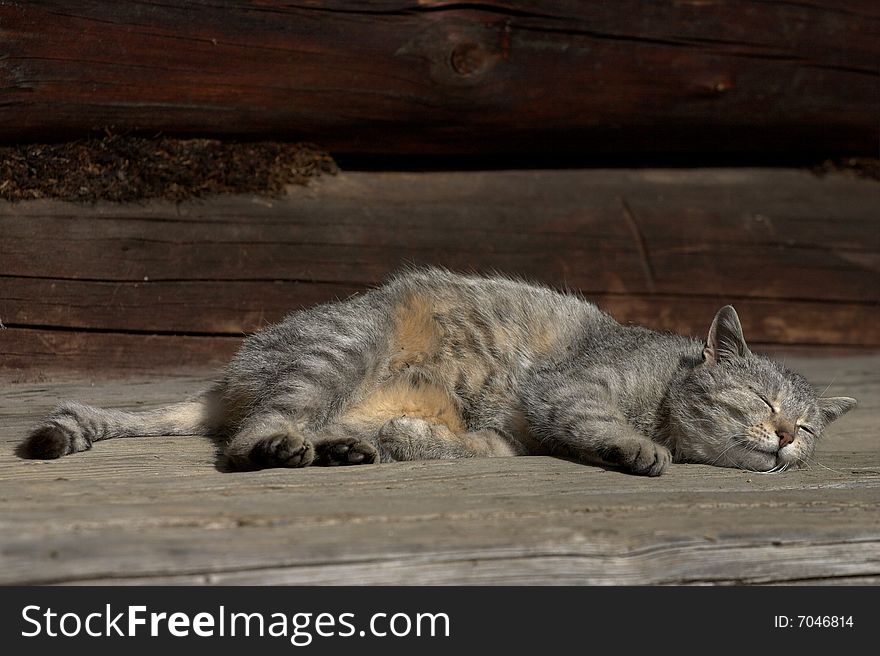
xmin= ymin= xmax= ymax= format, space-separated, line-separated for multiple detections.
xmin=668 ymin=306 xmax=856 ymax=472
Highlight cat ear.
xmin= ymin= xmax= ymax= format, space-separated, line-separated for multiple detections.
xmin=703 ymin=305 xmax=750 ymax=365
xmin=818 ymin=396 xmax=857 ymax=424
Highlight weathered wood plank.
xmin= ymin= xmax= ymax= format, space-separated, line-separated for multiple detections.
xmin=3 ymin=170 xmax=875 ymax=293
xmin=2 ymin=279 xmax=878 ymax=347
xmin=0 ymin=278 xmax=364 ymax=334
xmin=2 ymin=491 xmax=878 ymax=585
xmin=0 ymin=356 xmax=877 ymax=585
xmin=0 ymin=328 xmax=239 ymax=376
xmin=2 ymin=443 xmax=878 ymax=585
xmin=0 ymin=1 xmax=876 ymax=157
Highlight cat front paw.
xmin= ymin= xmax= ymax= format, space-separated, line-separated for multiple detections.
xmin=604 ymin=440 xmax=671 ymax=477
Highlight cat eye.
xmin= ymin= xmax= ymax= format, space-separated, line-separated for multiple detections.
xmin=751 ymin=390 xmax=775 ymax=412
xmin=799 ymin=425 xmax=816 ymax=436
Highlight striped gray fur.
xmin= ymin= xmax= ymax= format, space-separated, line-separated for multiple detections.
xmin=21 ymin=268 xmax=857 ymax=475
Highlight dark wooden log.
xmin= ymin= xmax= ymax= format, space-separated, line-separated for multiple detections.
xmin=0 ymin=1 xmax=877 ymax=158
xmin=1 ymin=168 xmax=878 ymax=375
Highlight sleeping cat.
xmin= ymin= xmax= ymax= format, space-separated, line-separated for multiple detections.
xmin=21 ymin=268 xmax=856 ymax=476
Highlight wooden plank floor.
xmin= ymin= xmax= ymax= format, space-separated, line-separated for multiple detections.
xmin=1 ymin=355 xmax=877 ymax=585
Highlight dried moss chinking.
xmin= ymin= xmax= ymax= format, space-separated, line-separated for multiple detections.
xmin=0 ymin=136 xmax=338 ymax=202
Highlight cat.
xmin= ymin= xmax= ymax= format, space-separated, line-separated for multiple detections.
xmin=20 ymin=268 xmax=856 ymax=476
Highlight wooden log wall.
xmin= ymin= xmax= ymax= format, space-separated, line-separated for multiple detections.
xmin=1 ymin=169 xmax=878 ymax=376
xmin=0 ymin=1 xmax=877 ymax=158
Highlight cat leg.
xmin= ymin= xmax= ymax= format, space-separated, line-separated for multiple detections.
xmin=536 ymin=408 xmax=670 ymax=476
xmin=545 ymin=412 xmax=670 ymax=476
xmin=220 ymin=296 xmax=392 ymax=471
xmin=523 ymin=372 xmax=671 ymax=476
xmin=585 ymin=423 xmax=671 ymax=476
xmin=21 ymin=396 xmax=211 ymax=459
xmin=378 ymin=416 xmax=518 ymax=461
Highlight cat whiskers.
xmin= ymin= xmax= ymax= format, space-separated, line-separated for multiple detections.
xmin=708 ymin=431 xmax=750 ymax=467
xmin=798 ymin=452 xmax=846 ymax=475
xmin=757 ymin=462 xmax=789 ymax=475
xmin=818 ymin=375 xmax=839 ymax=399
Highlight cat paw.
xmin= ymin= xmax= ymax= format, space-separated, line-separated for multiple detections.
xmin=246 ymin=432 xmax=315 ymax=470
xmin=315 ymin=437 xmax=378 ymax=466
xmin=20 ymin=403 xmax=94 ymax=459
xmin=605 ymin=440 xmax=671 ymax=477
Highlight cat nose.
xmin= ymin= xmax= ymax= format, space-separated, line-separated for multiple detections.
xmin=777 ymin=429 xmax=794 ymax=449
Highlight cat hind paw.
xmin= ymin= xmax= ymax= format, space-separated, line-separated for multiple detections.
xmin=246 ymin=432 xmax=315 ymax=470
xmin=315 ymin=437 xmax=378 ymax=466
xmin=20 ymin=403 xmax=94 ymax=459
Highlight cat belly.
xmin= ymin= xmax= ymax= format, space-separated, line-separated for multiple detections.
xmin=343 ymin=373 xmax=466 ymax=434
xmin=379 ymin=289 xmax=549 ymax=450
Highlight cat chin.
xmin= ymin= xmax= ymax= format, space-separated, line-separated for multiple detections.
xmin=741 ymin=451 xmax=781 ymax=472
xmin=712 ymin=445 xmax=780 ymax=472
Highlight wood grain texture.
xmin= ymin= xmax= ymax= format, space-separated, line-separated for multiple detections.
xmin=0 ymin=356 xmax=877 ymax=585
xmin=1 ymin=168 xmax=878 ymax=375
xmin=0 ymin=1 xmax=877 ymax=157
xmin=0 ymin=328 xmax=240 ymax=376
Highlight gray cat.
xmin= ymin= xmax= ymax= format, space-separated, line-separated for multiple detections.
xmin=21 ymin=268 xmax=856 ymax=476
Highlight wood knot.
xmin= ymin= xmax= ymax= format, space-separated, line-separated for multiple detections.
xmin=450 ymin=42 xmax=493 ymax=77
xmin=396 ymin=19 xmax=507 ymax=87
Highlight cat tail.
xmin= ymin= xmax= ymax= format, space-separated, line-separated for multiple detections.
xmin=20 ymin=387 xmax=219 ymax=460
